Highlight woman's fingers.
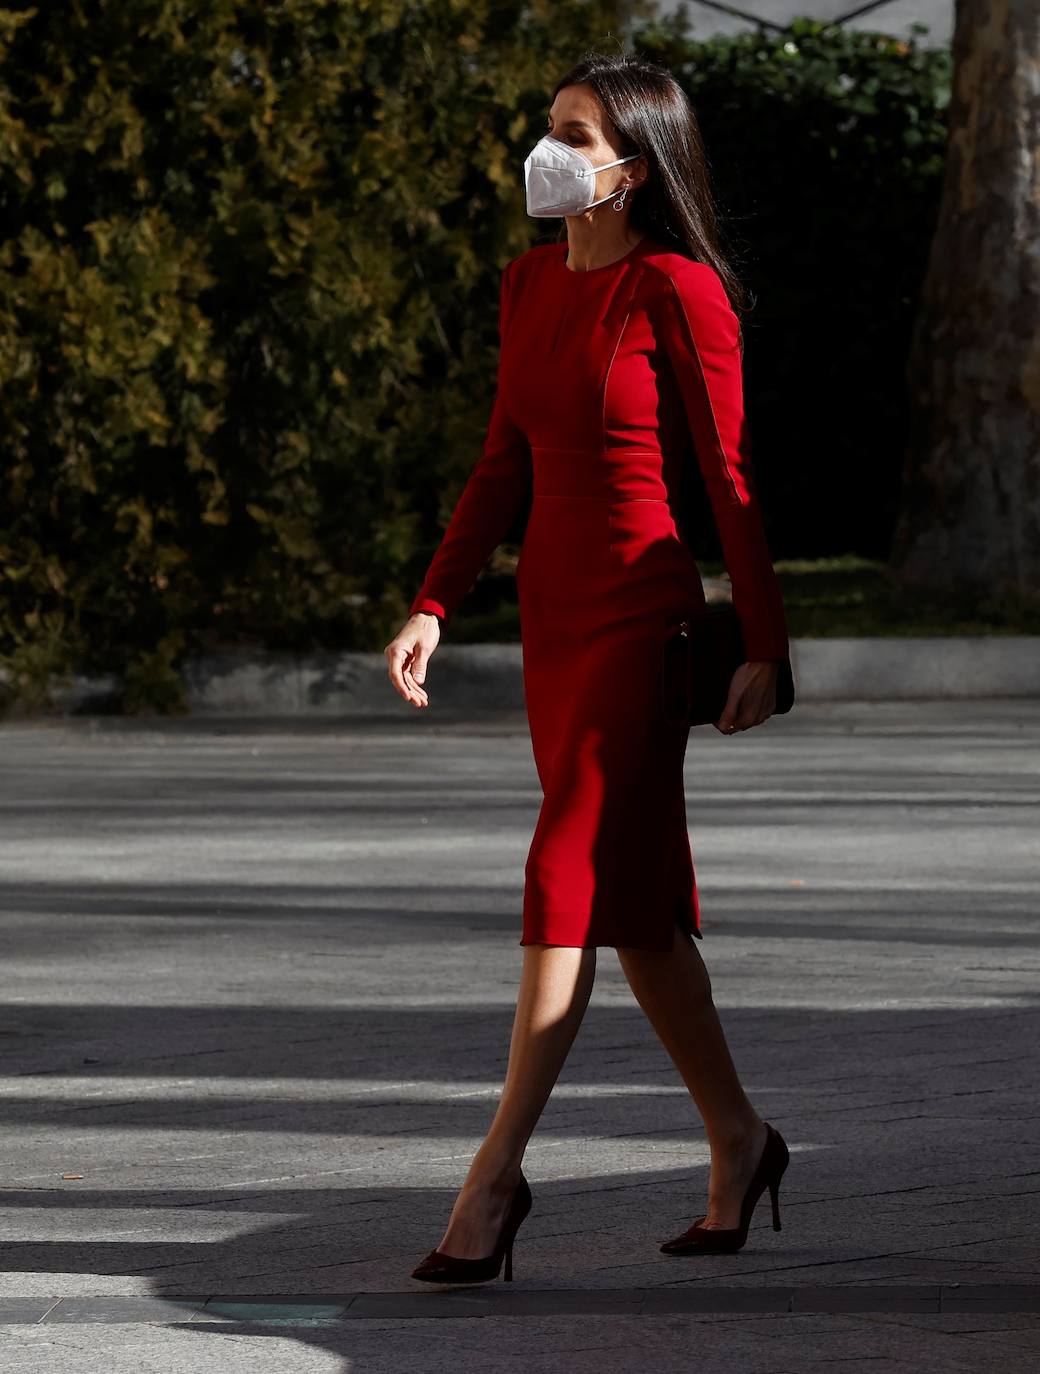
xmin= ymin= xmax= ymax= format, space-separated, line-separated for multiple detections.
xmin=386 ymin=644 xmax=420 ymax=705
xmin=715 ymin=668 xmax=747 ymax=733
xmin=715 ymin=663 xmax=777 ymax=734
xmin=410 ymin=645 xmax=428 ymax=687
xmin=402 ymin=654 xmax=429 ymax=707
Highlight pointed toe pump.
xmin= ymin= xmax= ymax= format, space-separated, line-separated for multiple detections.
xmin=660 ymin=1121 xmax=789 ymax=1256
xmin=411 ymin=1172 xmax=533 ymax=1284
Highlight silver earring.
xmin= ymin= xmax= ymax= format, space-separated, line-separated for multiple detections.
xmin=612 ymin=186 xmax=629 ymax=212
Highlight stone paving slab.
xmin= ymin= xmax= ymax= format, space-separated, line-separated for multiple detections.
xmin=2 ymin=1312 xmax=1040 ymax=1374
xmin=0 ymin=1283 xmax=1036 ymax=1324
xmin=0 ymin=702 xmax=1038 ymax=1369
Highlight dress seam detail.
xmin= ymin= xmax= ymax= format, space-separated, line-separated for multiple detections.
xmin=662 ymin=271 xmax=743 ymax=508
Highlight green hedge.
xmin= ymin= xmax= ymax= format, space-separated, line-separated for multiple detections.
xmin=0 ymin=4 xmax=950 ymax=712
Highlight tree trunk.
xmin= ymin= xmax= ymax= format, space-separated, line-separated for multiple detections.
xmin=890 ymin=0 xmax=1040 ymax=602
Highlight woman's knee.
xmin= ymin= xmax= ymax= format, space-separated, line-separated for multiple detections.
xmin=616 ymin=937 xmax=713 ymax=1001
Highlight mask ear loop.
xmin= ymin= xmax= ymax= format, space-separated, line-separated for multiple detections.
xmin=576 ymin=151 xmax=641 ymax=178
xmin=583 ymin=151 xmax=641 ymax=210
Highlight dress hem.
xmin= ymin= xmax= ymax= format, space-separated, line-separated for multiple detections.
xmin=518 ymin=909 xmax=702 ymax=950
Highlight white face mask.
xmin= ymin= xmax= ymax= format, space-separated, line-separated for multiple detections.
xmin=523 ymin=134 xmax=640 ymax=218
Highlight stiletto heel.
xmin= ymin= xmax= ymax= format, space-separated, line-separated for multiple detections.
xmin=660 ymin=1121 xmax=789 ymax=1255
xmin=411 ymin=1172 xmax=532 ymax=1284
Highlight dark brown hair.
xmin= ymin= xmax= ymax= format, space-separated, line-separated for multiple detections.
xmin=549 ymin=51 xmax=749 ymax=317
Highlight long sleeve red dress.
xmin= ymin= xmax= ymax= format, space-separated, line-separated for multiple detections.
xmin=409 ymin=235 xmax=789 ymax=950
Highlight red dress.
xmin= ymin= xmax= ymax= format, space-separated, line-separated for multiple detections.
xmin=410 ymin=236 xmax=789 ymax=950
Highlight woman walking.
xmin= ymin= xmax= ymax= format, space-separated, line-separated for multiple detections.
xmin=385 ymin=53 xmax=791 ymax=1283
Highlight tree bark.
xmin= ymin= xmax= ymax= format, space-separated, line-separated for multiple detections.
xmin=890 ymin=0 xmax=1040 ymax=601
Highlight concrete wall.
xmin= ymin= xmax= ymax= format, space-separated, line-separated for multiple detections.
xmin=16 ymin=637 xmax=1039 ymax=717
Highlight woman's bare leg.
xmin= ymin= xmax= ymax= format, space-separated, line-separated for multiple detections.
xmin=615 ymin=931 xmax=768 ymax=1230
xmin=435 ymin=943 xmax=596 ymax=1258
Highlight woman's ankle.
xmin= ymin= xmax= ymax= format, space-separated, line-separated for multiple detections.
xmin=467 ymin=1147 xmax=525 ymax=1192
xmin=707 ymin=1110 xmax=765 ymax=1153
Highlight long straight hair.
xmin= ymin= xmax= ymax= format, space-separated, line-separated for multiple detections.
xmin=549 ymin=52 xmax=749 ymax=319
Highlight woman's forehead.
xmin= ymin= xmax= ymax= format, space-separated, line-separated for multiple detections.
xmin=549 ymin=84 xmax=603 ymax=126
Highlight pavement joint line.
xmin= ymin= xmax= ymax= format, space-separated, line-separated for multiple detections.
xmin=0 ymin=1285 xmax=1037 ymax=1323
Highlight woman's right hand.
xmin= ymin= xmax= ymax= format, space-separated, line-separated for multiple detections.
xmin=384 ymin=611 xmax=441 ymax=709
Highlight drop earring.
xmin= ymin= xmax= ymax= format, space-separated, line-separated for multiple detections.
xmin=612 ymin=186 xmax=629 ymax=212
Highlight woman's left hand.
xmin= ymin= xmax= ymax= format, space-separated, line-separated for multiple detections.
xmin=715 ymin=661 xmax=779 ymax=735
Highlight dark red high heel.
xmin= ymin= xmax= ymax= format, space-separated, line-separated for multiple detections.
xmin=411 ymin=1172 xmax=532 ymax=1283
xmin=660 ymin=1121 xmax=789 ymax=1255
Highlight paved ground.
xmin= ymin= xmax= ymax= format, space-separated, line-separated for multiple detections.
xmin=0 ymin=701 xmax=1037 ymax=1371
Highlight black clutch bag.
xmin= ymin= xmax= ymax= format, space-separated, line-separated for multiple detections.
xmin=662 ymin=602 xmax=795 ymax=728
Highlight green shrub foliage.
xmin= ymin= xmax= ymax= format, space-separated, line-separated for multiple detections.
xmin=635 ymin=15 xmax=950 ymax=563
xmin=0 ymin=4 xmax=950 ymax=711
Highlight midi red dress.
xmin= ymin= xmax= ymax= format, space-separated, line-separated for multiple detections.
xmin=410 ymin=235 xmax=789 ymax=950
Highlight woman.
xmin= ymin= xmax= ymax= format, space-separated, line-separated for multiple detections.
xmin=385 ymin=53 xmax=791 ymax=1283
